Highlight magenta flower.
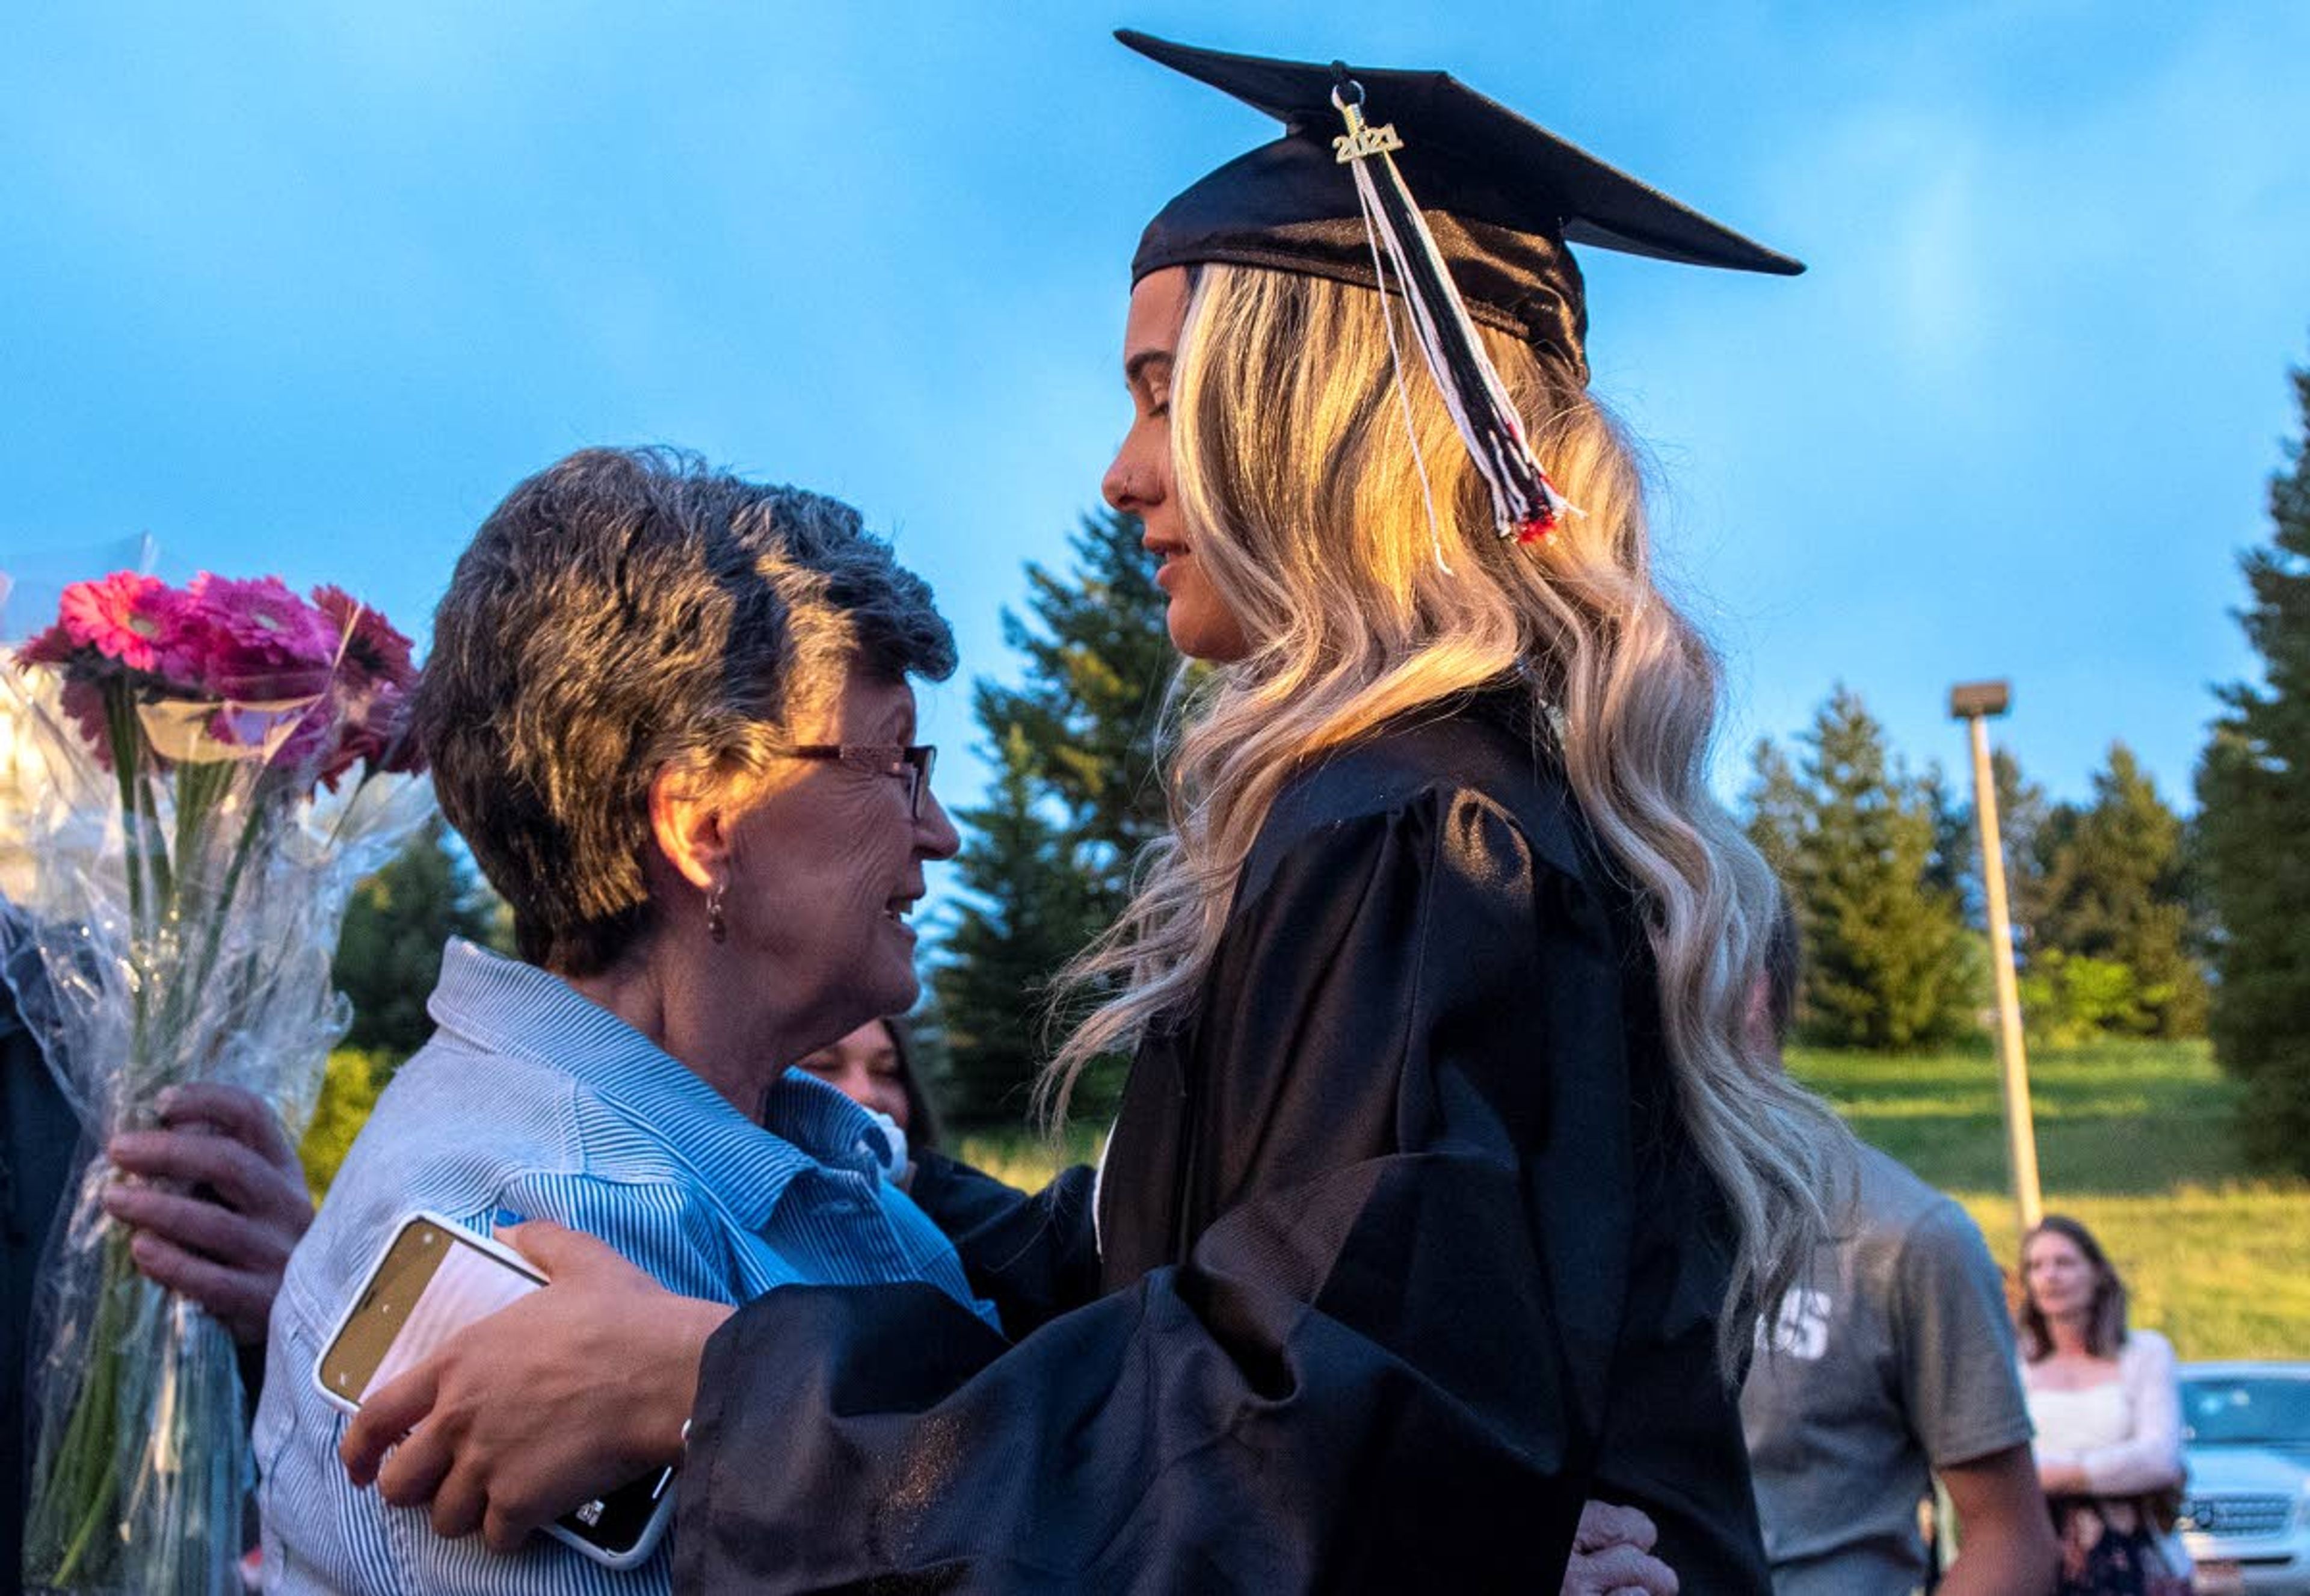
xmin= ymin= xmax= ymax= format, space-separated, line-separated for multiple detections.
xmin=301 ymin=587 xmax=421 ymax=786
xmin=56 ymin=573 xmax=183 ymax=675
xmin=368 ymin=679 xmax=424 ymax=775
xmin=316 ymin=676 xmax=424 ymax=789
xmin=310 ymin=585 xmax=416 ymax=689
xmin=176 ymin=573 xmax=338 ymax=699
xmin=17 ymin=567 xmax=421 ymax=788
xmin=58 ymin=679 xmax=116 ymax=769
xmin=15 ymin=621 xmax=82 ymax=668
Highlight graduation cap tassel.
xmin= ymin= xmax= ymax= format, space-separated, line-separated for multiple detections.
xmin=1352 ymin=170 xmax=1456 ymax=576
xmin=1331 ymin=73 xmax=1577 ymax=546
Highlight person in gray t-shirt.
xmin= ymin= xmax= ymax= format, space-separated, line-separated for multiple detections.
xmin=1743 ymin=1144 xmax=2055 ymax=1594
xmin=1739 ymin=902 xmax=2056 ymax=1595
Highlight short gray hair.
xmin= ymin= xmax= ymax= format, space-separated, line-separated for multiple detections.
xmin=416 ymin=446 xmax=955 ymax=975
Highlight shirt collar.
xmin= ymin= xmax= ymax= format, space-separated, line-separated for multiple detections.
xmin=426 ymin=938 xmax=890 ymax=1228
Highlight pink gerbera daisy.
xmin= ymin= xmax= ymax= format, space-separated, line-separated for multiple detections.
xmin=55 ymin=572 xmax=182 ymax=674
xmin=310 ymin=585 xmax=416 ymax=688
xmin=316 ymin=676 xmax=424 ymax=789
xmin=179 ymin=573 xmax=338 ymax=698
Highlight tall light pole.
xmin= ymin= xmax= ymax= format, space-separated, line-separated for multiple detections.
xmin=1950 ymin=680 xmax=2042 ymax=1234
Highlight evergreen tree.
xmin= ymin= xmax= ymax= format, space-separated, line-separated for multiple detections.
xmin=931 ymin=722 xmax=1105 ymax=1124
xmin=1919 ymin=759 xmax=1971 ymax=907
xmin=331 ymin=818 xmax=502 ymax=1064
xmin=975 ymin=509 xmax=1177 ymax=919
xmin=930 ymin=510 xmax=1175 ymax=1126
xmin=1936 ymin=745 xmax=2051 ymax=944
xmin=2033 ymin=743 xmax=2207 ymax=1038
xmin=1991 ymin=746 xmax=2055 ymax=956
xmin=2198 ymin=358 xmax=2310 ymax=1170
xmin=1744 ymin=738 xmax=1807 ymax=890
xmin=1743 ymin=738 xmax=1810 ymax=1024
xmin=1754 ymin=686 xmax=1977 ymax=1049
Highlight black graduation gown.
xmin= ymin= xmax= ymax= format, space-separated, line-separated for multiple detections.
xmin=676 ymin=706 xmax=1769 ymax=1593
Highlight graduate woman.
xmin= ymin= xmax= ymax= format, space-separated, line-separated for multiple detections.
xmin=342 ymin=34 xmax=1853 ymax=1591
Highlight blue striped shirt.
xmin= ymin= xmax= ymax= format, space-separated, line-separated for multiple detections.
xmin=256 ymin=939 xmax=993 ymax=1594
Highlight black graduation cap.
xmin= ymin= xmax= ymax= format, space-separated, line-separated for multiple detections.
xmin=1121 ymin=29 xmax=1802 ymax=382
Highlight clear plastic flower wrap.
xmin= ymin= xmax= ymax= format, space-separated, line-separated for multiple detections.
xmin=4 ymin=572 xmax=430 ymax=1595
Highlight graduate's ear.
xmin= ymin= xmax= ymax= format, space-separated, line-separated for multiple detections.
xmin=647 ymin=763 xmax=733 ymax=893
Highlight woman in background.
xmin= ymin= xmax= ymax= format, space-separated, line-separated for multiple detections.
xmin=2018 ymin=1215 xmax=2190 ymax=1595
xmin=792 ymin=1015 xmax=938 ymax=1156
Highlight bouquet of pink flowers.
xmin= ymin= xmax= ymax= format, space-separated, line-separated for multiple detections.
xmin=4 ymin=571 xmax=430 ymax=1595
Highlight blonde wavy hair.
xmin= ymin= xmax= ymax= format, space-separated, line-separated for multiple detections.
xmin=1045 ymin=263 xmax=1852 ymax=1350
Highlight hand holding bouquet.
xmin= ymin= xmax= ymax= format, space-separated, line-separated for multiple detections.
xmin=4 ymin=570 xmax=430 ymax=1595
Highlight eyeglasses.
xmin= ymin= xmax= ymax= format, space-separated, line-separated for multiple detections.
xmin=767 ymin=744 xmax=937 ymax=819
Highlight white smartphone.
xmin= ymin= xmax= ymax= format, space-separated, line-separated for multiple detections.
xmin=313 ymin=1210 xmax=677 ymax=1571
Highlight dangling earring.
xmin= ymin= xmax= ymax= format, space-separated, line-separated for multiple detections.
xmin=706 ymin=881 xmax=728 ymax=944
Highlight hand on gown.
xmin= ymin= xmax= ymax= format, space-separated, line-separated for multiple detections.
xmin=1564 ymin=1499 xmax=1678 ymax=1595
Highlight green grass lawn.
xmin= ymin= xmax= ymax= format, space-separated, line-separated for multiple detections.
xmin=949 ymin=1039 xmax=2310 ymax=1361
xmin=1791 ymin=1038 xmax=2310 ymax=1361
xmin=1788 ymin=1038 xmax=2241 ymax=1198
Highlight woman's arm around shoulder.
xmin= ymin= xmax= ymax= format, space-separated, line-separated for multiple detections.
xmin=904 ymin=1154 xmax=1101 ymax=1337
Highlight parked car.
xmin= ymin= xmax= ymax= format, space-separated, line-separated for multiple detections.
xmin=2179 ymin=1361 xmax=2310 ymax=1595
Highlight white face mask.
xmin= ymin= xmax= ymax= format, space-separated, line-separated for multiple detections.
xmin=862 ymin=1108 xmax=909 ymax=1186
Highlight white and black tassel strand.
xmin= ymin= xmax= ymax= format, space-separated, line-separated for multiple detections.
xmin=1331 ymin=71 xmax=1575 ymax=549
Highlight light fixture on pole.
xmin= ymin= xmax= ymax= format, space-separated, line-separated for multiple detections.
xmin=1950 ymin=679 xmax=2042 ymax=1234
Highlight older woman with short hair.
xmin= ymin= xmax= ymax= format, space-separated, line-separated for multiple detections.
xmin=254 ymin=446 xmax=987 ymax=1592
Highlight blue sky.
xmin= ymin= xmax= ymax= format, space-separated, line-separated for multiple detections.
xmin=5 ymin=1 xmax=2306 ymax=826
